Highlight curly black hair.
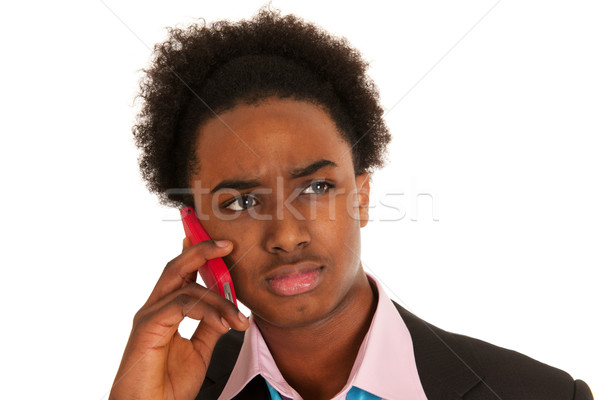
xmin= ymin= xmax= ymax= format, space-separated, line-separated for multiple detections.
xmin=134 ymin=8 xmax=391 ymax=207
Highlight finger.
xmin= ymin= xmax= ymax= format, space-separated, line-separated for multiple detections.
xmin=138 ymin=282 xmax=247 ymax=331
xmin=134 ymin=293 xmax=231 ymax=350
xmin=190 ymin=311 xmax=249 ymax=361
xmin=191 ymin=305 xmax=248 ymax=343
xmin=134 ymin=284 xmax=249 ymax=351
xmin=145 ymin=240 xmax=233 ymax=307
xmin=182 ymin=236 xmax=192 ymax=252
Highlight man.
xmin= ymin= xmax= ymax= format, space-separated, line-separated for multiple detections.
xmin=110 ymin=9 xmax=593 ymax=400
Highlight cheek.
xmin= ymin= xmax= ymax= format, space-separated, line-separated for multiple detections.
xmin=332 ymin=193 xmax=363 ymax=264
xmin=312 ymin=196 xmax=362 ymax=259
xmin=220 ymin=224 xmax=264 ymax=282
xmin=329 ymin=189 xmax=362 ymax=232
xmin=222 ymin=241 xmax=269 ymax=309
xmin=221 ymin=233 xmax=255 ymax=267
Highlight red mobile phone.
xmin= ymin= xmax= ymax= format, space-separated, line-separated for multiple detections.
xmin=180 ymin=207 xmax=237 ymax=305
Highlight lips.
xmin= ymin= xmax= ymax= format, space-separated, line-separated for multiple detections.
xmin=266 ymin=263 xmax=323 ymax=296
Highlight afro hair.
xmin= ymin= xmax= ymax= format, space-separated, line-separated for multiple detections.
xmin=134 ymin=8 xmax=391 ymax=207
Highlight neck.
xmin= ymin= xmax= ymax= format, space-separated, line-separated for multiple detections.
xmin=254 ymin=273 xmax=377 ymax=400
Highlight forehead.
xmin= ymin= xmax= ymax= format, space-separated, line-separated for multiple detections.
xmin=194 ymin=98 xmax=353 ymax=181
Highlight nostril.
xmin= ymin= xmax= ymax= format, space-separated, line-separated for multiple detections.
xmin=270 ymin=240 xmax=309 ymax=254
xmin=264 ymin=220 xmax=311 ymax=254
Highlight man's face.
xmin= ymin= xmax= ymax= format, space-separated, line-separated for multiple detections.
xmin=190 ymin=97 xmax=370 ymax=328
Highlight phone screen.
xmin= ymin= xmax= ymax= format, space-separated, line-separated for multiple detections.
xmin=180 ymin=207 xmax=237 ymax=305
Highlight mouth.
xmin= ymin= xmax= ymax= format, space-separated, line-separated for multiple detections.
xmin=265 ymin=263 xmax=324 ymax=296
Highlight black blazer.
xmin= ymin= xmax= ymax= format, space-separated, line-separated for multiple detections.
xmin=197 ymin=303 xmax=593 ymax=400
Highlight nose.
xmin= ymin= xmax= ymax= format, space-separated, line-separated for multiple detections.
xmin=263 ymin=209 xmax=311 ymax=254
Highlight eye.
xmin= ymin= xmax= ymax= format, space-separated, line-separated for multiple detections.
xmin=302 ymin=180 xmax=333 ymax=195
xmin=224 ymin=194 xmax=258 ymax=211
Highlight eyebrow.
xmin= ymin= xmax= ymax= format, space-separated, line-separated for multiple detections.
xmin=289 ymin=159 xmax=337 ymax=178
xmin=210 ymin=159 xmax=338 ymax=194
xmin=210 ymin=179 xmax=262 ymax=194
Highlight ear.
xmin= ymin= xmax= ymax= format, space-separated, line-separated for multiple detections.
xmin=355 ymin=173 xmax=370 ymax=228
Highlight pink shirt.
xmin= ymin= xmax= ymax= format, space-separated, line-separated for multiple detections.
xmin=218 ymin=276 xmax=428 ymax=400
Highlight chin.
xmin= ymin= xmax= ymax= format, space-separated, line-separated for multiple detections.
xmin=249 ymin=292 xmax=341 ymax=329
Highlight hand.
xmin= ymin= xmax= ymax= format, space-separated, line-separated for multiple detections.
xmin=109 ymin=239 xmax=249 ymax=400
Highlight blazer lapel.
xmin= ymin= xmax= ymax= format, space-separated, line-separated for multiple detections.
xmin=198 ymin=329 xmax=267 ymax=400
xmin=395 ymin=303 xmax=484 ymax=398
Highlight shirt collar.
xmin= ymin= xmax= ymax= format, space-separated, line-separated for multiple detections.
xmin=218 ymin=274 xmax=427 ymax=400
xmin=350 ymin=276 xmax=427 ymax=399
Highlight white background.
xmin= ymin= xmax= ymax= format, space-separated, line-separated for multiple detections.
xmin=0 ymin=1 xmax=598 ymax=398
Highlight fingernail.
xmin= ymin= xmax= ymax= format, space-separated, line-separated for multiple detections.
xmin=221 ymin=317 xmax=230 ymax=330
xmin=238 ymin=311 xmax=247 ymax=323
xmin=215 ymin=240 xmax=230 ymax=248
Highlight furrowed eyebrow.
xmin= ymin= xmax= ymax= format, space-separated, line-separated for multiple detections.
xmin=289 ymin=159 xmax=337 ymax=178
xmin=210 ymin=179 xmax=261 ymax=194
xmin=210 ymin=159 xmax=337 ymax=194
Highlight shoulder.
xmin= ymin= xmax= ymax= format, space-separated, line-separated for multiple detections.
xmin=395 ymin=303 xmax=593 ymax=399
